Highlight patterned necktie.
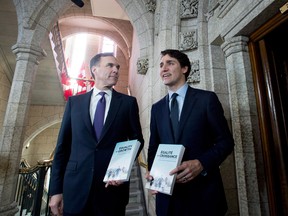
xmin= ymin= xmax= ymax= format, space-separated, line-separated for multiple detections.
xmin=170 ymin=93 xmax=179 ymax=141
xmin=93 ymin=92 xmax=106 ymax=140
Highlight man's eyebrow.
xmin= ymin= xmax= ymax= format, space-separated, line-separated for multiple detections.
xmin=166 ymin=60 xmax=176 ymax=63
xmin=106 ymin=63 xmax=120 ymax=69
xmin=160 ymin=59 xmax=176 ymax=65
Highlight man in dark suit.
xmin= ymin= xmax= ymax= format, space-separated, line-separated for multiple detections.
xmin=147 ymin=49 xmax=234 ymax=216
xmin=49 ymin=53 xmax=144 ymax=216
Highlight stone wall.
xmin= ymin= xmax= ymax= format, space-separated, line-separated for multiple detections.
xmin=0 ymin=67 xmax=10 ymax=137
xmin=22 ymin=122 xmax=60 ymax=165
xmin=22 ymin=105 xmax=64 ymax=164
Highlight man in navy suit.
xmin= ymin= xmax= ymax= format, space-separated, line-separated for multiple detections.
xmin=49 ymin=53 xmax=144 ymax=216
xmin=147 ymin=49 xmax=234 ymax=216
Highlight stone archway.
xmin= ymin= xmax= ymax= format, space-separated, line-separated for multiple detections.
xmin=22 ymin=119 xmax=61 ymax=165
xmin=0 ymin=0 xmax=155 ymax=214
xmin=24 ymin=113 xmax=62 ymax=147
xmin=116 ymin=0 xmax=154 ymax=57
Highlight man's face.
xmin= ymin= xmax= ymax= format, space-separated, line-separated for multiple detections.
xmin=160 ymin=54 xmax=187 ymax=91
xmin=92 ymin=56 xmax=120 ymax=90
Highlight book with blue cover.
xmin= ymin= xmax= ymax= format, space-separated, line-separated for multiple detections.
xmin=145 ymin=144 xmax=185 ymax=195
xmin=103 ymin=139 xmax=141 ymax=182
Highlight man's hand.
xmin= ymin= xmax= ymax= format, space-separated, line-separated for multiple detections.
xmin=105 ymin=180 xmax=123 ymax=188
xmin=170 ymin=159 xmax=204 ymax=183
xmin=49 ymin=194 xmax=63 ymax=216
xmin=145 ymin=171 xmax=158 ymax=195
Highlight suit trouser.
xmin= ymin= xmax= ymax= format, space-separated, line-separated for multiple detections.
xmin=63 ymin=175 xmax=126 ymax=216
xmin=63 ymin=195 xmax=126 ymax=216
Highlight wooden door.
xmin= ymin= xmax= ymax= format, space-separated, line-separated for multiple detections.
xmin=249 ymin=13 xmax=288 ymax=216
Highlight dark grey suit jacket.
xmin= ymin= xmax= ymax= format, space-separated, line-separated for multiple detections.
xmin=148 ymin=86 xmax=234 ymax=216
xmin=49 ymin=89 xmax=144 ymax=214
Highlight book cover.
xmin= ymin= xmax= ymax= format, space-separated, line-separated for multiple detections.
xmin=103 ymin=139 xmax=141 ymax=182
xmin=145 ymin=144 xmax=185 ymax=195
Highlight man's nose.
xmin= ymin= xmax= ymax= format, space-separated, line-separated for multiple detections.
xmin=112 ymin=66 xmax=119 ymax=72
xmin=161 ymin=64 xmax=168 ymax=71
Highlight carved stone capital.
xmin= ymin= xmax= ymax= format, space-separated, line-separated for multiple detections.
xmin=221 ymin=36 xmax=249 ymax=58
xmin=0 ymin=201 xmax=18 ymax=216
xmin=11 ymin=43 xmax=47 ymax=64
xmin=137 ymin=58 xmax=149 ymax=75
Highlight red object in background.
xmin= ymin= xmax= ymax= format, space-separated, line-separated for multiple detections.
xmin=61 ymin=60 xmax=95 ymax=100
xmin=64 ymin=88 xmax=73 ymax=100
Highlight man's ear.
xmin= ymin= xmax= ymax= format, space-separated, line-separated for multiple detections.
xmin=91 ymin=66 xmax=97 ymax=75
xmin=182 ymin=66 xmax=188 ymax=74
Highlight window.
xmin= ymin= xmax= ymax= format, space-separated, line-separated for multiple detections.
xmin=102 ymin=37 xmax=116 ymax=54
xmin=65 ymin=33 xmax=87 ymax=78
xmin=60 ymin=34 xmax=117 ymax=100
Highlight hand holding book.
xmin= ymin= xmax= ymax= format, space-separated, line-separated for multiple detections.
xmin=169 ymin=159 xmax=204 ymax=183
xmin=105 ymin=180 xmax=123 ymax=188
xmin=145 ymin=144 xmax=185 ymax=195
xmin=145 ymin=173 xmax=158 ymax=195
xmin=103 ymin=139 xmax=141 ymax=185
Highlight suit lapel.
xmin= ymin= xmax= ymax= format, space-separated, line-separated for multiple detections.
xmin=98 ymin=90 xmax=122 ymax=142
xmin=177 ymin=87 xmax=197 ymax=142
xmin=162 ymin=95 xmax=175 ymax=142
xmin=82 ymin=90 xmax=95 ymax=136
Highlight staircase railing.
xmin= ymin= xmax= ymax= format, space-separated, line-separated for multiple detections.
xmin=15 ymin=159 xmax=52 ymax=216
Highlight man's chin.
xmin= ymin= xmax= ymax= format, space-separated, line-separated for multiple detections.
xmin=162 ymin=80 xmax=171 ymax=86
xmin=108 ymin=82 xmax=118 ymax=88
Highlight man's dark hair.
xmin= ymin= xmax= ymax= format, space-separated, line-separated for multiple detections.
xmin=90 ymin=52 xmax=115 ymax=79
xmin=161 ymin=49 xmax=191 ymax=80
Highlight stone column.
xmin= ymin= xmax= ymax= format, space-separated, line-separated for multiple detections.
xmin=221 ymin=36 xmax=262 ymax=215
xmin=0 ymin=43 xmax=46 ymax=215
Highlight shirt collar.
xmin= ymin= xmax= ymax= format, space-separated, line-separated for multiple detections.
xmin=93 ymin=87 xmax=112 ymax=97
xmin=168 ymin=83 xmax=188 ymax=100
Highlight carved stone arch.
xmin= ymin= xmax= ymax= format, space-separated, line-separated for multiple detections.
xmin=24 ymin=114 xmax=62 ymax=148
xmin=59 ymin=16 xmax=131 ymax=61
xmin=98 ymin=16 xmax=134 ymax=57
xmin=13 ymin=0 xmax=154 ymax=63
xmin=60 ymin=10 xmax=134 ymax=56
xmin=116 ymin=0 xmax=154 ymax=57
xmin=14 ymin=0 xmax=72 ymax=48
xmin=14 ymin=0 xmax=154 ymax=68
xmin=14 ymin=0 xmax=154 ymax=143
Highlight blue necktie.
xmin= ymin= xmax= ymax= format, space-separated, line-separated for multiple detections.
xmin=93 ymin=92 xmax=106 ymax=140
xmin=170 ymin=93 xmax=179 ymax=141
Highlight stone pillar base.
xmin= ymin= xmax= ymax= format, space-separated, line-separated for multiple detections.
xmin=0 ymin=201 xmax=18 ymax=216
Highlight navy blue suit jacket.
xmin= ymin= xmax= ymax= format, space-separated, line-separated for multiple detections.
xmin=49 ymin=89 xmax=144 ymax=214
xmin=148 ymin=87 xmax=234 ymax=216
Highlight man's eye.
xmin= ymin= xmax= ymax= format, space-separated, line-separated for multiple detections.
xmin=107 ymin=63 xmax=120 ymax=69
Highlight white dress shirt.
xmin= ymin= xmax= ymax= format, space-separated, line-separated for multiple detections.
xmin=90 ymin=88 xmax=112 ymax=124
xmin=168 ymin=83 xmax=188 ymax=119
